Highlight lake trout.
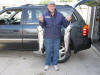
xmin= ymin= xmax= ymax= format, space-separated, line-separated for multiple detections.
xmin=37 ymin=25 xmax=44 ymax=54
xmin=64 ymin=25 xmax=72 ymax=53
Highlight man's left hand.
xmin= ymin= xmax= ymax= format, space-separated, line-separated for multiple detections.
xmin=67 ymin=16 xmax=72 ymax=22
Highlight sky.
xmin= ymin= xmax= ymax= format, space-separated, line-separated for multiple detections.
xmin=23 ymin=0 xmax=42 ymax=3
xmin=0 ymin=0 xmax=42 ymax=6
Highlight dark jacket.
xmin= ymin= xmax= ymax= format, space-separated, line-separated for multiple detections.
xmin=40 ymin=9 xmax=70 ymax=39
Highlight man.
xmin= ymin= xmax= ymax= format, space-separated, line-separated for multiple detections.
xmin=39 ymin=1 xmax=72 ymax=71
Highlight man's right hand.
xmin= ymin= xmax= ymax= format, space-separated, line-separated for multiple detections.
xmin=38 ymin=16 xmax=44 ymax=23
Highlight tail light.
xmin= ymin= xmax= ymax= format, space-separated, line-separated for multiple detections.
xmin=83 ymin=25 xmax=89 ymax=36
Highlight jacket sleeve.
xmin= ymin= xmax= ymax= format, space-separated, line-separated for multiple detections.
xmin=62 ymin=15 xmax=70 ymax=28
xmin=39 ymin=14 xmax=46 ymax=28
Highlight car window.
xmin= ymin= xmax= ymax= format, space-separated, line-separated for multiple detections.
xmin=23 ymin=7 xmax=77 ymax=25
xmin=23 ymin=8 xmax=44 ymax=25
xmin=0 ymin=9 xmax=22 ymax=25
xmin=57 ymin=8 xmax=77 ymax=23
xmin=12 ymin=11 xmax=22 ymax=25
xmin=0 ymin=11 xmax=13 ymax=19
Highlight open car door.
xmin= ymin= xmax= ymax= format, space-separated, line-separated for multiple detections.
xmin=73 ymin=0 xmax=100 ymax=8
xmin=70 ymin=0 xmax=100 ymax=53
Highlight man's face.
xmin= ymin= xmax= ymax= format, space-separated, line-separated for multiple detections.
xmin=48 ymin=4 xmax=56 ymax=13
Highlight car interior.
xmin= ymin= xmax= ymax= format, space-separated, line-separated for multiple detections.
xmin=0 ymin=9 xmax=22 ymax=25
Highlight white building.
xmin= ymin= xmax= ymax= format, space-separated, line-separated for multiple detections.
xmin=0 ymin=0 xmax=41 ymax=10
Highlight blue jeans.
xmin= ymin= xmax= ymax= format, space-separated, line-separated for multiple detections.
xmin=44 ymin=38 xmax=60 ymax=65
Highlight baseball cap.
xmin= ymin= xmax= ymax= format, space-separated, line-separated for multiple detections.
xmin=48 ymin=1 xmax=55 ymax=5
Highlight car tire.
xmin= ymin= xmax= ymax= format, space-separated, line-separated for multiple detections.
xmin=58 ymin=44 xmax=71 ymax=63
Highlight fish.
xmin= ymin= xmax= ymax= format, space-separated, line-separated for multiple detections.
xmin=37 ymin=25 xmax=44 ymax=54
xmin=64 ymin=25 xmax=72 ymax=53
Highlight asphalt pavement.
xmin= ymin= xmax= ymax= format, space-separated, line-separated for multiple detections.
xmin=0 ymin=47 xmax=100 ymax=75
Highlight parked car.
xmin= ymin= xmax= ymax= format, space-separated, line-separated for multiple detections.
xmin=0 ymin=4 xmax=91 ymax=63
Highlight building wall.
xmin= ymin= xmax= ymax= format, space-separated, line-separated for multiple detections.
xmin=88 ymin=6 xmax=100 ymax=42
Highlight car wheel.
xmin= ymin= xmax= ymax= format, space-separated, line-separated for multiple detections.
xmin=58 ymin=44 xmax=71 ymax=63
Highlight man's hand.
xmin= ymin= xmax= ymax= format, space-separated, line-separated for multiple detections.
xmin=38 ymin=16 xmax=44 ymax=23
xmin=67 ymin=16 xmax=72 ymax=22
